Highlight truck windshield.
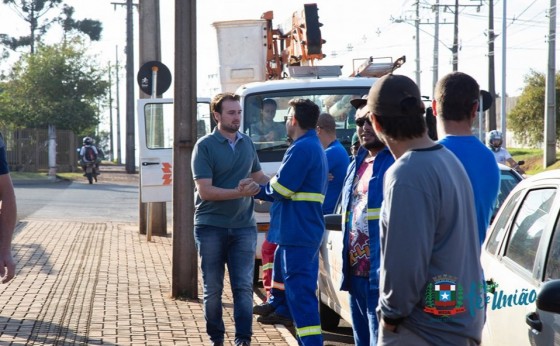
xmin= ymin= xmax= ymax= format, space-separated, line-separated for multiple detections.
xmin=243 ymin=88 xmax=371 ymax=161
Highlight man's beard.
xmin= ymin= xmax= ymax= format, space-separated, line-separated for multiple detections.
xmin=363 ymin=137 xmax=385 ymax=150
xmin=220 ymin=123 xmax=240 ymax=133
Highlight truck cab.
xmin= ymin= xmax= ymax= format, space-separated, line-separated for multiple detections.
xmin=137 ymin=76 xmax=377 ymax=278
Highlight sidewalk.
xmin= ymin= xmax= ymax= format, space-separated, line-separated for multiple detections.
xmin=0 ymin=220 xmax=298 ymax=345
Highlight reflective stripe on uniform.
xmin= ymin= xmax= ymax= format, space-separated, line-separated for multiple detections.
xmin=367 ymin=208 xmax=380 ymax=220
xmin=271 ymin=177 xmax=325 ymax=203
xmin=262 ymin=262 xmax=274 ymax=271
xmin=291 ymin=192 xmax=325 ymax=203
xmin=270 ymin=177 xmax=294 ymax=198
xmin=297 ymin=325 xmax=322 ymax=338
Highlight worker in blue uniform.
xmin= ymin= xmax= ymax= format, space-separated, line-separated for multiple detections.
xmin=251 ymin=98 xmax=328 ymax=346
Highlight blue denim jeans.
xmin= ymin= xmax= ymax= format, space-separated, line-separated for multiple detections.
xmin=194 ymin=225 xmax=257 ymax=345
xmin=349 ymin=275 xmax=379 ymax=346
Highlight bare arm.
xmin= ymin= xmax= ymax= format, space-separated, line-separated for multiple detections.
xmin=195 ymin=178 xmax=258 ymax=201
xmin=0 ymin=173 xmax=17 ymax=283
xmin=251 ymin=170 xmax=270 ymax=185
xmin=506 ymin=157 xmax=525 ymax=175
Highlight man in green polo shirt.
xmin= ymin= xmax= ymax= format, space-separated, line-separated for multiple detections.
xmin=192 ymin=92 xmax=270 ymax=346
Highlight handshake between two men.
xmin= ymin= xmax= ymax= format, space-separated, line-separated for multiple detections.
xmin=237 ymin=178 xmax=261 ymax=197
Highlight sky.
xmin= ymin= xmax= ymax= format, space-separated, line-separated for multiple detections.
xmin=0 ymin=0 xmax=554 ymax=154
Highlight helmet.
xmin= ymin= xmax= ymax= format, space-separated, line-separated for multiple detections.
xmin=487 ymin=130 xmax=502 ymax=152
xmin=83 ymin=136 xmax=93 ymax=145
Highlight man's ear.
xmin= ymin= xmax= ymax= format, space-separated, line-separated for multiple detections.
xmin=470 ymin=102 xmax=479 ymax=120
xmin=370 ymin=113 xmax=382 ymax=133
xmin=431 ymin=100 xmax=438 ymax=116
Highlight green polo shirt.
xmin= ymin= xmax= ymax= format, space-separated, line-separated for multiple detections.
xmin=192 ymin=128 xmax=262 ymax=228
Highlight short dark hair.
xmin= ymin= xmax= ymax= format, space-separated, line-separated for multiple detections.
xmin=317 ymin=113 xmax=336 ymax=134
xmin=263 ymin=98 xmax=277 ymax=109
xmin=372 ymin=111 xmax=427 ymax=140
xmin=434 ymin=72 xmax=479 ymax=122
xmin=289 ymin=98 xmax=320 ymax=130
xmin=211 ymin=92 xmax=240 ymax=114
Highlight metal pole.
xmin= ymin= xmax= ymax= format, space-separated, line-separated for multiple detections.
xmin=125 ymin=0 xmax=136 ymax=174
xmin=452 ymin=0 xmax=459 ymax=71
xmin=432 ymin=0 xmax=440 ymax=97
xmin=115 ymin=46 xmax=122 ymax=165
xmin=415 ymin=0 xmax=421 ymax=87
xmin=544 ymin=0 xmax=557 ymax=167
xmin=108 ymin=62 xmax=114 ymax=162
xmin=488 ymin=0 xmax=497 ymax=132
xmin=500 ymin=0 xmax=507 ymax=145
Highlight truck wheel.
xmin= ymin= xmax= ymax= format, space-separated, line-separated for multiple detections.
xmin=320 ymin=301 xmax=341 ymax=331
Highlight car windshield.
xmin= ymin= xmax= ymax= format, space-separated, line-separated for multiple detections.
xmin=243 ymin=88 xmax=370 ymax=156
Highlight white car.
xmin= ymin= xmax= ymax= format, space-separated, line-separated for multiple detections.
xmin=319 ymin=163 xmax=523 ymax=330
xmin=482 ymin=169 xmax=560 ymax=345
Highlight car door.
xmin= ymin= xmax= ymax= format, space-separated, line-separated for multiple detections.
xmin=526 ymin=220 xmax=560 ymax=345
xmin=137 ymin=98 xmax=211 ymax=202
xmin=482 ymin=185 xmax=559 ymax=345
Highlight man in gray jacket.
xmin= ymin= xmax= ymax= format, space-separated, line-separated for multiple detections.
xmin=368 ymin=74 xmax=485 ymax=345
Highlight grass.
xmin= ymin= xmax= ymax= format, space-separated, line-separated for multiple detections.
xmin=509 ymin=148 xmax=560 ymax=175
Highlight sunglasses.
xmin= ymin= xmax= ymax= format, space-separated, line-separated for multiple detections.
xmin=355 ymin=117 xmax=372 ymax=127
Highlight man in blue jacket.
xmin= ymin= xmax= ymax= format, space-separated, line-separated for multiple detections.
xmin=339 ymin=95 xmax=394 ymax=345
xmin=253 ymin=98 xmax=328 ymax=346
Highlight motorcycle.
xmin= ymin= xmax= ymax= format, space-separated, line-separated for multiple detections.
xmin=82 ymin=161 xmax=99 ymax=184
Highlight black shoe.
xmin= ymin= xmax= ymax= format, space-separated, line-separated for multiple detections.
xmin=236 ymin=341 xmax=250 ymax=346
xmin=253 ymin=302 xmax=275 ymax=316
xmin=257 ymin=312 xmax=293 ymax=327
xmin=211 ymin=341 xmax=223 ymax=346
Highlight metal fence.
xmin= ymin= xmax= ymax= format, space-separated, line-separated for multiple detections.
xmin=2 ymin=128 xmax=79 ymax=172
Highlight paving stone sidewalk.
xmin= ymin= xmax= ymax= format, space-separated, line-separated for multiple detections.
xmin=0 ymin=220 xmax=297 ymax=346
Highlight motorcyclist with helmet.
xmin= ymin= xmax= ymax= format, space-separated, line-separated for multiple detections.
xmin=79 ymin=136 xmax=100 ymax=180
xmin=487 ymin=130 xmax=525 ymax=175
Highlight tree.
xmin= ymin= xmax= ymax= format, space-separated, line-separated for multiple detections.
xmin=1 ymin=0 xmax=102 ymax=53
xmin=508 ymin=70 xmax=560 ymax=147
xmin=0 ymin=39 xmax=108 ymax=133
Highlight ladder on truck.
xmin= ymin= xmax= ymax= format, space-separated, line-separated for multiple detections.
xmin=350 ymin=55 xmax=406 ymax=77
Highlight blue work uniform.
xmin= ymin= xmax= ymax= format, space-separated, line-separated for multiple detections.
xmin=339 ymin=146 xmax=394 ymax=345
xmin=256 ymin=129 xmax=328 ymax=346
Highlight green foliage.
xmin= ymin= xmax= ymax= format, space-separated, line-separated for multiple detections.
xmin=508 ymin=70 xmax=560 ymax=147
xmin=0 ymin=39 xmax=109 ymax=133
xmin=1 ymin=0 xmax=102 ymax=53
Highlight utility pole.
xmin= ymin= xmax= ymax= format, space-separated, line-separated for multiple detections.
xmin=115 ymin=46 xmax=123 ymax=165
xmin=432 ymin=0 xmax=440 ymax=96
xmin=112 ymin=1 xmax=138 ymax=172
xmin=501 ymin=0 xmax=507 ymax=145
xmin=125 ymin=0 xmax=136 ymax=174
xmin=487 ymin=0 xmax=497 ymax=132
xmin=173 ymin=0 xmax=198 ymax=298
xmin=138 ymin=0 xmax=167 ymax=237
xmin=108 ymin=62 xmax=115 ymax=161
xmin=544 ymin=0 xmax=556 ymax=167
xmin=415 ymin=0 xmax=421 ymax=87
xmin=452 ymin=0 xmax=459 ymax=71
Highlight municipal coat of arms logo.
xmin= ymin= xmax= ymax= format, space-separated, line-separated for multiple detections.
xmin=424 ymin=274 xmax=466 ymax=316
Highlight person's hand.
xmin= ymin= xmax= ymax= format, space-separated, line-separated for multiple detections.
xmin=0 ymin=250 xmax=15 ymax=284
xmin=237 ymin=178 xmax=260 ymax=196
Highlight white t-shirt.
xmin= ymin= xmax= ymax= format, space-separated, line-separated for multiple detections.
xmin=492 ymin=147 xmax=511 ymax=165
